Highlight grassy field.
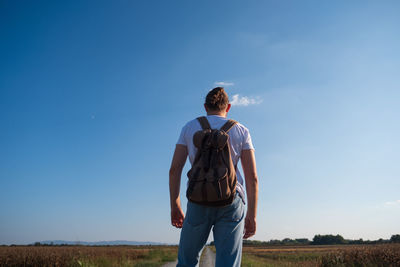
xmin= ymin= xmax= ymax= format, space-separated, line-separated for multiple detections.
xmin=0 ymin=245 xmax=178 ymax=267
xmin=241 ymin=244 xmax=400 ymax=267
xmin=2 ymin=244 xmax=400 ymax=266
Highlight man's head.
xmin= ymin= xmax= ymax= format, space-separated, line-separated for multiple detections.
xmin=204 ymin=87 xmax=231 ymax=116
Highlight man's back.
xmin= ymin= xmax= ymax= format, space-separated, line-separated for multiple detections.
xmin=169 ymin=87 xmax=258 ymax=267
xmin=177 ymin=115 xmax=254 ymax=203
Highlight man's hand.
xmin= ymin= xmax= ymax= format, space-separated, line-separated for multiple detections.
xmin=171 ymin=205 xmax=185 ymax=228
xmin=241 ymin=149 xmax=258 ymax=239
xmin=243 ymin=215 xmax=256 ymax=239
xmin=169 ymin=145 xmax=188 ymax=229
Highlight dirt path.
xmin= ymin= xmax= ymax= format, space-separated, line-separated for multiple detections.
xmin=161 ymin=246 xmax=216 ymax=267
xmin=161 ymin=259 xmax=178 ymax=267
xmin=199 ymin=246 xmax=216 ymax=267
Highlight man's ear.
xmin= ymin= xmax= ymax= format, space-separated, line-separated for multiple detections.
xmin=226 ymin=103 xmax=231 ymax=113
xmin=204 ymin=104 xmax=208 ymax=112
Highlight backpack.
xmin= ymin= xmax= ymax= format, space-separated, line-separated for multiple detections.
xmin=186 ymin=116 xmax=238 ymax=207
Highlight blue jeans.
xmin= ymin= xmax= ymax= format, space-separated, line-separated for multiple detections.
xmin=177 ymin=193 xmax=245 ymax=267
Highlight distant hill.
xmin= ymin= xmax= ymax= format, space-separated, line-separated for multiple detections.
xmin=35 ymin=240 xmax=168 ymax=246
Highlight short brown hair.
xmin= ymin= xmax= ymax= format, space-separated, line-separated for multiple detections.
xmin=205 ymin=87 xmax=229 ymax=111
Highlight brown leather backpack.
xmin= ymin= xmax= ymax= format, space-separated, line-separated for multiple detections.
xmin=186 ymin=116 xmax=237 ymax=207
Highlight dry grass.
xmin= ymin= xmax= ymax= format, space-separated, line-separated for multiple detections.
xmin=0 ymin=245 xmax=178 ymax=267
xmin=242 ymin=244 xmax=400 ymax=267
xmin=321 ymin=244 xmax=400 ymax=266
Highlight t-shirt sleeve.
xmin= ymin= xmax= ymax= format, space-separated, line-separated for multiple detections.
xmin=176 ymin=124 xmax=188 ymax=146
xmin=242 ymin=128 xmax=255 ymax=150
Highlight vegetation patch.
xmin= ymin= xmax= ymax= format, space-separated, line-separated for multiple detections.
xmin=0 ymin=245 xmax=178 ymax=267
xmin=241 ymin=244 xmax=400 ymax=267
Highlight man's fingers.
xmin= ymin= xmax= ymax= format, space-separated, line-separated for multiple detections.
xmin=171 ymin=213 xmax=185 ymax=228
xmin=172 ymin=220 xmax=183 ymax=228
xmin=243 ymin=230 xmax=255 ymax=239
xmin=243 ymin=217 xmax=256 ymax=239
xmin=171 ymin=205 xmax=185 ymax=228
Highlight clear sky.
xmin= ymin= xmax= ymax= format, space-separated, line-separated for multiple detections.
xmin=1 ymin=0 xmax=399 ymax=245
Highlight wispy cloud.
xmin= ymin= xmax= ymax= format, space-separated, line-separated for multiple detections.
xmin=384 ymin=200 xmax=400 ymax=206
xmin=214 ymin=81 xmax=235 ymax=87
xmin=230 ymin=94 xmax=263 ymax=106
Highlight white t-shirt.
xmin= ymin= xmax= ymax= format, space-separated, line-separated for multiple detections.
xmin=176 ymin=115 xmax=254 ymax=203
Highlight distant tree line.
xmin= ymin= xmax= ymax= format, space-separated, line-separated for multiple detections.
xmin=241 ymin=238 xmax=311 ymax=246
xmin=32 ymin=242 xmax=78 ymax=246
xmin=218 ymin=234 xmax=400 ymax=246
xmin=5 ymin=234 xmax=400 ymax=247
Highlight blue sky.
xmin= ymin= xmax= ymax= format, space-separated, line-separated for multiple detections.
xmin=1 ymin=0 xmax=399 ymax=245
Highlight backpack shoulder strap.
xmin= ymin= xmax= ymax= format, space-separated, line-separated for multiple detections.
xmin=220 ymin=119 xmax=237 ymax=133
xmin=197 ymin=116 xmax=211 ymax=130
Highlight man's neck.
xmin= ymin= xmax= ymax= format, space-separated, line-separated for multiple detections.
xmin=206 ymin=111 xmax=226 ymax=117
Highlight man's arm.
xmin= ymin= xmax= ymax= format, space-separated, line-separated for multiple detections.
xmin=241 ymin=149 xmax=258 ymax=239
xmin=169 ymin=144 xmax=188 ymax=228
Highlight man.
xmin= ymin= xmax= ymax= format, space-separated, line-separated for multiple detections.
xmin=169 ymin=87 xmax=258 ymax=267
